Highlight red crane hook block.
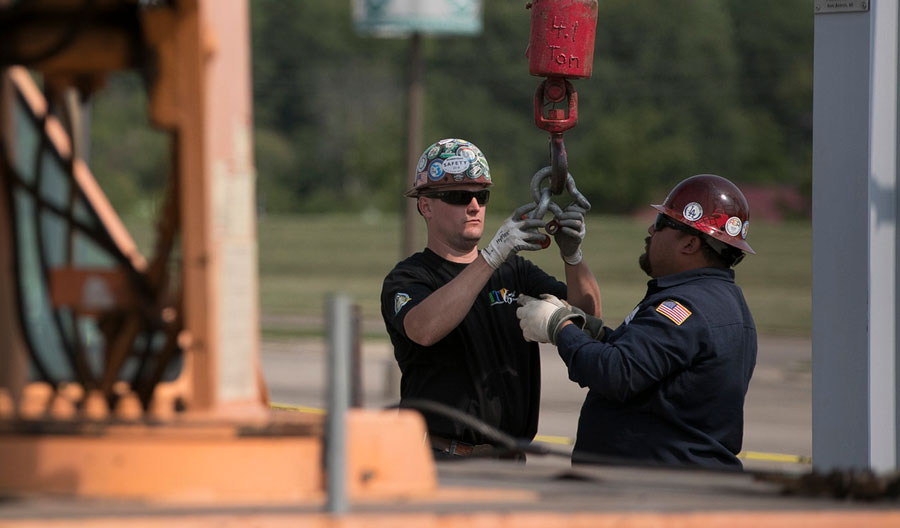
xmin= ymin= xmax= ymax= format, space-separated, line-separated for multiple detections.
xmin=526 ymin=0 xmax=598 ymax=80
xmin=526 ymin=0 xmax=598 ymax=194
xmin=533 ymin=77 xmax=578 ymax=133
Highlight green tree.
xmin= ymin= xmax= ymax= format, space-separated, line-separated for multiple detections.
xmin=251 ymin=0 xmax=408 ymax=212
xmin=89 ymin=72 xmax=168 ymax=218
xmin=84 ymin=0 xmax=814 ymax=217
xmin=568 ymin=0 xmax=746 ymax=212
xmin=726 ymin=0 xmax=813 ymax=192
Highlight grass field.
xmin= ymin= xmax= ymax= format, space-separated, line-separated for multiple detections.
xmin=253 ymin=212 xmax=811 ymax=339
xmin=125 ymin=212 xmax=811 ymax=339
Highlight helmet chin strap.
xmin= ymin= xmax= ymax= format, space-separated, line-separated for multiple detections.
xmin=704 ymin=236 xmax=729 ymax=254
xmin=702 ymin=236 xmax=745 ymax=267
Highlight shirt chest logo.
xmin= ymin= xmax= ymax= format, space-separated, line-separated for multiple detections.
xmin=488 ymin=288 xmax=517 ymax=306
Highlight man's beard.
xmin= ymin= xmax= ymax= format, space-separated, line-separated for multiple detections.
xmin=638 ymin=237 xmax=652 ymax=276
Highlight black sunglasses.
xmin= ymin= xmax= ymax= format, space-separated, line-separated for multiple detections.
xmin=422 ymin=189 xmax=490 ymax=206
xmin=653 ymin=213 xmax=698 ymax=234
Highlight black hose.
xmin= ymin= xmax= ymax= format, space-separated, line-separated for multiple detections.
xmin=392 ymin=398 xmax=570 ymax=459
xmin=389 ymin=398 xmax=750 ymax=473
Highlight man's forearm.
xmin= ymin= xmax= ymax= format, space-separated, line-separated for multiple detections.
xmin=564 ymin=260 xmax=602 ymax=318
xmin=403 ymin=255 xmax=494 ymax=346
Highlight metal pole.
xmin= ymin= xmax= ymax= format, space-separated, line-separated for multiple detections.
xmin=402 ymin=32 xmax=423 ymax=258
xmin=812 ymin=0 xmax=899 ymax=472
xmin=0 ymin=70 xmax=27 ymax=402
xmin=351 ymin=304 xmax=363 ymax=408
xmin=325 ymin=294 xmax=351 ymax=514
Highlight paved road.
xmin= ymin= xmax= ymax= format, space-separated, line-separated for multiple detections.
xmin=261 ymin=335 xmax=811 ymax=473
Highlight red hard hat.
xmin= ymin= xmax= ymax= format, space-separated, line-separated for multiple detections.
xmin=651 ymin=174 xmax=755 ymax=254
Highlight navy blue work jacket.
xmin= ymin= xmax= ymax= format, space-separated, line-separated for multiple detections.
xmin=556 ymin=267 xmax=757 ymax=470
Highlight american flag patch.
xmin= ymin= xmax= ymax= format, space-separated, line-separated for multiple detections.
xmin=655 ymin=300 xmax=691 ymax=325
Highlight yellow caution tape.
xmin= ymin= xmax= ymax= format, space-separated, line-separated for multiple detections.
xmin=269 ymin=402 xmax=324 ymax=415
xmin=738 ymin=450 xmax=812 ymax=465
xmin=534 ymin=434 xmax=575 ymax=445
xmin=529 ymin=436 xmax=813 ymax=465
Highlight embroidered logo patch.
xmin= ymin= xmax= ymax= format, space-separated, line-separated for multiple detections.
xmin=394 ymin=292 xmax=411 ymax=315
xmin=488 ymin=288 xmax=517 ymax=306
xmin=655 ymin=300 xmax=691 ymax=325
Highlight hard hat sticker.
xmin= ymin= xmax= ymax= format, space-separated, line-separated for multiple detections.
xmin=440 ymin=141 xmax=459 ymax=157
xmin=683 ymin=202 xmax=703 ymax=222
xmin=428 ymin=161 xmax=445 ymax=181
xmin=416 ymin=154 xmax=428 ymax=172
xmin=725 ymin=216 xmax=743 ymax=237
xmin=467 ymin=162 xmax=485 ymax=179
xmin=426 ymin=144 xmax=442 ymax=159
xmin=458 ymin=147 xmax=477 ymax=161
xmin=443 ymin=156 xmax=471 ymax=174
xmin=741 ymin=220 xmax=750 ymax=239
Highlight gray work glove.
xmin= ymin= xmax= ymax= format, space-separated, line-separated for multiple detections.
xmin=554 ymin=297 xmax=606 ymax=341
xmin=516 ymin=294 xmax=586 ymax=345
xmin=482 ymin=203 xmax=549 ymax=269
xmin=554 ymin=203 xmax=587 ymax=265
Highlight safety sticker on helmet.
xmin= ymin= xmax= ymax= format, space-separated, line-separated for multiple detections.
xmin=725 ymin=216 xmax=743 ymax=237
xmin=467 ymin=163 xmax=486 ymax=179
xmin=443 ymin=155 xmax=471 ymax=174
xmin=428 ymin=162 xmax=445 ymax=181
xmin=458 ymin=147 xmax=477 ymax=161
xmin=683 ymin=202 xmax=703 ymax=222
xmin=440 ymin=140 xmax=459 ymax=156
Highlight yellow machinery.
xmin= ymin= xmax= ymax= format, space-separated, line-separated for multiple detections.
xmin=0 ymin=0 xmax=435 ymax=504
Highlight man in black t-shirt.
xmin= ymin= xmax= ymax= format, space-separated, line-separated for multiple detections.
xmin=380 ymin=138 xmax=601 ymax=459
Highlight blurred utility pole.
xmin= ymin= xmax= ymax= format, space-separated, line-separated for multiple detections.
xmin=351 ymin=0 xmax=483 ymax=258
xmin=403 ymin=33 xmax=423 ymax=256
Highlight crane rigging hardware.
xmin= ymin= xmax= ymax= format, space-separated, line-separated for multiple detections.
xmin=525 ymin=165 xmax=591 ymax=247
xmin=526 ymin=0 xmax=598 ymax=195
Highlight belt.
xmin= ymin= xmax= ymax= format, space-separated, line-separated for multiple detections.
xmin=430 ymin=435 xmax=498 ymax=457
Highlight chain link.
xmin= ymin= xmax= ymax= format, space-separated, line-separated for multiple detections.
xmin=526 ymin=166 xmax=591 ymax=234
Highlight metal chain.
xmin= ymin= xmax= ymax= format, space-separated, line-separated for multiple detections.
xmin=527 ymin=166 xmax=591 ymax=234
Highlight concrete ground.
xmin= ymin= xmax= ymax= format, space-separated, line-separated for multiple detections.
xmin=8 ymin=335 xmax=881 ymax=523
xmin=261 ymin=334 xmax=812 ymax=474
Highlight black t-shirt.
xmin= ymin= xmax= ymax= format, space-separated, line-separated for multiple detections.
xmin=380 ymin=249 xmax=566 ymax=444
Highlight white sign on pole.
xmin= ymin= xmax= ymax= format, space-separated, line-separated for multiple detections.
xmin=352 ymin=0 xmax=483 ymax=37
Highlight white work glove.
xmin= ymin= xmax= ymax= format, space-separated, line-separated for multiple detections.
xmin=516 ymin=294 xmax=586 ymax=345
xmin=554 ymin=203 xmax=586 ymax=265
xmin=481 ymin=203 xmax=549 ymax=269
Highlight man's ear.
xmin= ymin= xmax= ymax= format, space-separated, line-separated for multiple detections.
xmin=418 ymin=197 xmax=430 ymax=218
xmin=680 ymin=234 xmax=704 ymax=255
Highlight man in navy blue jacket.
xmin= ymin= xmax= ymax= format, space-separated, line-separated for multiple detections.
xmin=517 ymin=174 xmax=757 ymax=470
